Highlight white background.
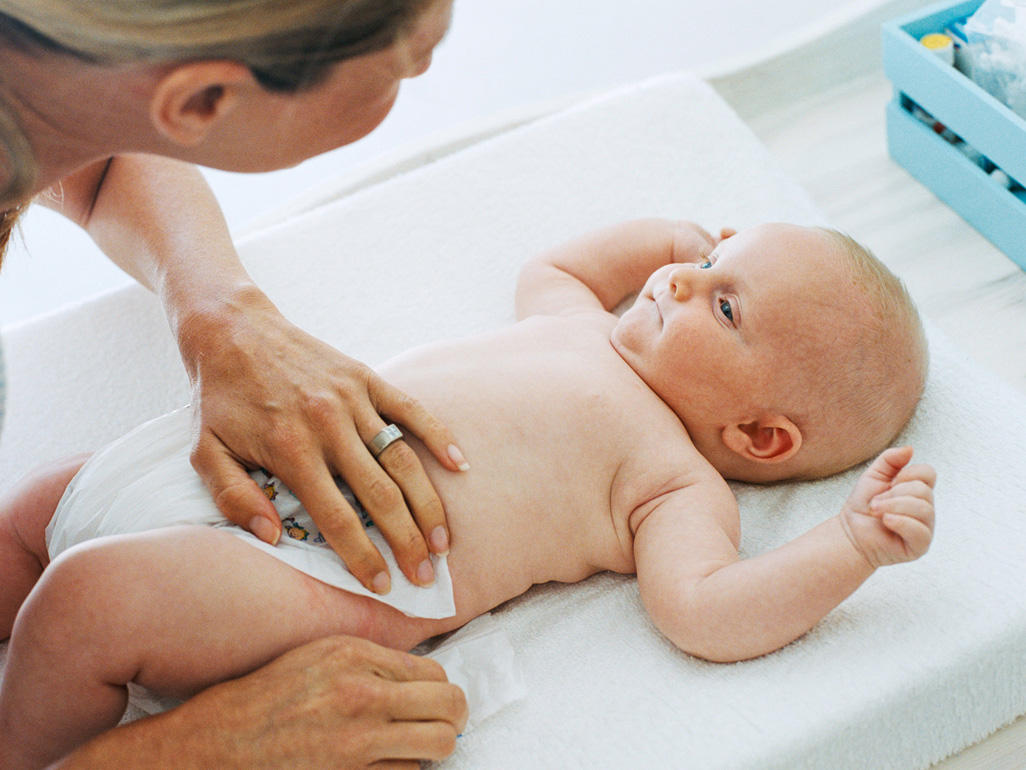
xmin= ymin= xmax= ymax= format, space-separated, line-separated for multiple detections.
xmin=0 ymin=0 xmax=863 ymax=326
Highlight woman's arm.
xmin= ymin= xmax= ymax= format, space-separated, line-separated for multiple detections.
xmin=58 ymin=635 xmax=467 ymax=768
xmin=39 ymin=155 xmax=467 ymax=592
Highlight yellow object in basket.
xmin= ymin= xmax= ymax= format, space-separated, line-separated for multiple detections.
xmin=920 ymin=32 xmax=954 ymax=65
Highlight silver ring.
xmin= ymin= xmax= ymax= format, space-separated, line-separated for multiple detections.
xmin=368 ymin=423 xmax=403 ymax=458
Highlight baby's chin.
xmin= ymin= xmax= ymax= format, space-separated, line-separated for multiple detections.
xmin=607 ymin=322 xmax=638 ymax=368
xmin=608 ymin=298 xmax=654 ymax=348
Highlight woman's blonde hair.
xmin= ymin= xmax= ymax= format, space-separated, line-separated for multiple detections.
xmin=0 ymin=0 xmax=434 ymax=257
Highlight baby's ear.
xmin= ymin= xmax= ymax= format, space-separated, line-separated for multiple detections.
xmin=721 ymin=415 xmax=802 ymax=464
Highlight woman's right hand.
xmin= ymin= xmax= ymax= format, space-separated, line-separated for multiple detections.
xmin=62 ymin=635 xmax=468 ymax=768
xmin=53 ymin=156 xmax=466 ymax=595
xmin=178 ymin=288 xmax=468 ymax=594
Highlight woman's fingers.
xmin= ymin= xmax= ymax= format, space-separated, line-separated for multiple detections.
xmin=165 ymin=635 xmax=467 ymax=767
xmin=193 ymin=429 xmax=397 ymax=593
xmin=372 ymin=375 xmax=469 ymax=474
xmin=290 ymin=465 xmax=396 ymax=593
xmin=191 ymin=433 xmax=282 ymax=545
xmin=368 ymin=721 xmax=462 ymax=763
xmin=366 ymin=373 xmax=468 ymax=555
xmin=330 ymin=416 xmax=440 ymax=588
xmin=374 ymin=435 xmax=450 ymax=555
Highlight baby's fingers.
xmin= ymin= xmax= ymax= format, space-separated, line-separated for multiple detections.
xmin=872 ymin=478 xmax=935 ymax=510
xmin=872 ymin=490 xmax=934 ymax=521
xmin=893 ymin=461 xmax=937 ymax=489
xmin=869 ymin=446 xmax=915 ymax=482
xmin=881 ymin=511 xmax=934 ymax=559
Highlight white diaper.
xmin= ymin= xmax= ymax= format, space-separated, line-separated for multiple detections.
xmin=47 ymin=407 xmax=456 ymax=619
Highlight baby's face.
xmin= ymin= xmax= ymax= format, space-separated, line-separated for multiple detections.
xmin=611 ymin=223 xmax=852 ymax=430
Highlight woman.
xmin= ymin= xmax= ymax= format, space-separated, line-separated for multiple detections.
xmin=0 ymin=0 xmax=468 ymax=764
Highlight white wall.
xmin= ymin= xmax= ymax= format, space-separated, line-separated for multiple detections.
xmin=0 ymin=0 xmax=849 ymax=326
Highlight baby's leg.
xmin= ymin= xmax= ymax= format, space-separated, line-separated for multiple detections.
xmin=0 ymin=525 xmax=445 ymax=769
xmin=0 ymin=454 xmax=89 ymax=639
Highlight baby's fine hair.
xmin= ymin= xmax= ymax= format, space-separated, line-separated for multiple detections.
xmin=0 ymin=0 xmax=434 ymax=252
xmin=794 ymin=229 xmax=928 ymax=478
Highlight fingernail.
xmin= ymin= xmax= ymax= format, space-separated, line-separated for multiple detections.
xmin=249 ymin=516 xmax=279 ymax=545
xmin=417 ymin=559 xmax=435 ymax=585
xmin=448 ymin=444 xmax=470 ymax=471
xmin=430 ymin=525 xmax=449 ymax=554
xmin=372 ymin=571 xmax=391 ymax=594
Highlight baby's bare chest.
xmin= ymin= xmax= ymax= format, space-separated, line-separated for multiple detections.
xmin=382 ymin=323 xmax=691 ymax=579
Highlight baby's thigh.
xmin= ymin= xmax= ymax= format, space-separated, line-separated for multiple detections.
xmin=40 ymin=525 xmax=419 ymax=695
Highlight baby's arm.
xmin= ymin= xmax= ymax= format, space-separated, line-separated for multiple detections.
xmin=634 ymin=448 xmax=936 ymax=662
xmin=515 ymin=219 xmax=726 ymax=319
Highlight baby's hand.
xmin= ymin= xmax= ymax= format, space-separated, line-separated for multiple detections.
xmin=839 ymin=446 xmax=936 ymax=568
xmin=670 ymin=223 xmax=736 ymax=264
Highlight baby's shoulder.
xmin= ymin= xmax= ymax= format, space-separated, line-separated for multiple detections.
xmin=611 ymin=412 xmax=728 ymax=506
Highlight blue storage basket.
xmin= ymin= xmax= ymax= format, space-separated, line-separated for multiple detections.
xmin=883 ymin=0 xmax=1026 ymax=271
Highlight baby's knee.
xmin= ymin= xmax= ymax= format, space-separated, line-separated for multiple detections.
xmin=1 ymin=453 xmax=91 ymax=565
xmin=14 ymin=537 xmax=142 ymax=651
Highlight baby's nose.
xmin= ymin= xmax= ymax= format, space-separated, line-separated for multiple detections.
xmin=668 ymin=267 xmax=696 ymax=300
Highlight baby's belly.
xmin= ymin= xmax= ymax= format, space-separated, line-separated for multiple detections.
xmin=409 ymin=442 xmax=624 ymax=622
xmin=375 ymin=326 xmax=642 ymax=616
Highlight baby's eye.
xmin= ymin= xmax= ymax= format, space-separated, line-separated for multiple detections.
xmin=719 ymin=298 xmax=734 ymax=322
xmin=699 ymin=260 xmax=712 ymax=269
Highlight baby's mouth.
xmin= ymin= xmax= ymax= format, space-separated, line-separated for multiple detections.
xmin=652 ymin=291 xmax=664 ymax=327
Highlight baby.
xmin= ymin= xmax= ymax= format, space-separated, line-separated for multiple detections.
xmin=0 ymin=219 xmax=935 ymax=768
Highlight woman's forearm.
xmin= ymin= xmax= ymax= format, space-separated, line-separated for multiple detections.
xmin=66 ymin=154 xmax=274 ymax=381
xmin=57 ymin=635 xmax=467 ymax=768
xmin=57 ymin=700 xmax=214 ymax=768
xmin=83 ymin=154 xmax=257 ymax=316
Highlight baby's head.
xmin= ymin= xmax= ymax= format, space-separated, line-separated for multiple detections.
xmin=611 ymin=222 xmax=928 ymax=483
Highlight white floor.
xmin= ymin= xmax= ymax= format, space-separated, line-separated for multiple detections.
xmin=1 ymin=0 xmax=863 ymax=326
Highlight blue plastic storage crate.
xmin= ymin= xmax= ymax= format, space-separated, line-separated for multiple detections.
xmin=883 ymin=0 xmax=1026 ymax=271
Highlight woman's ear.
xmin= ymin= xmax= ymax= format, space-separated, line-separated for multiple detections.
xmin=149 ymin=61 xmax=254 ymax=146
xmin=721 ymin=415 xmax=802 ymax=464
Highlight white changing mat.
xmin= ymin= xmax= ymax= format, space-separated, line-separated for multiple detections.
xmin=2 ymin=73 xmax=1025 ymax=768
